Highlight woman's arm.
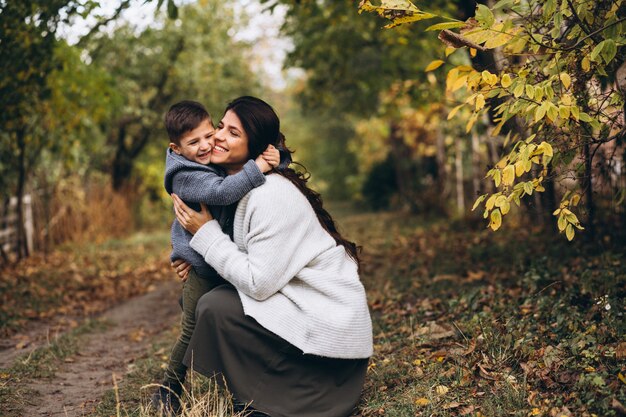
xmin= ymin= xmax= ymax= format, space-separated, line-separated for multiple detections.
xmin=175 ymin=183 xmax=324 ymax=301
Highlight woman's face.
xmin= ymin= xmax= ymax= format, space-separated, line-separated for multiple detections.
xmin=212 ymin=109 xmax=250 ymax=173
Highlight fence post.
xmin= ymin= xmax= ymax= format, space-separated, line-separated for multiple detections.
xmin=24 ymin=194 xmax=34 ymax=255
xmin=0 ymin=194 xmax=34 ymax=260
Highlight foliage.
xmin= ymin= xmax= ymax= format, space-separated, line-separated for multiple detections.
xmin=84 ymin=0 xmax=259 ymax=192
xmin=359 ymin=0 xmax=626 ymax=239
xmin=261 ymin=0 xmax=460 ymax=205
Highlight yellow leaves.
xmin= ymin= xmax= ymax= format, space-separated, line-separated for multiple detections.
xmin=447 ymin=103 xmax=465 ymax=120
xmin=453 ymin=75 xmax=469 ymax=92
xmin=425 ymin=59 xmax=445 ymax=72
xmin=475 ymin=93 xmax=486 ymax=111
xmin=481 ymin=70 xmax=498 ymax=86
xmin=501 ymin=73 xmax=512 ymax=88
xmin=484 ymin=31 xmax=513 ymax=49
xmin=582 ymin=56 xmax=591 ymax=72
xmin=535 ymin=103 xmax=547 ymax=123
xmin=559 ymin=72 xmax=572 ymax=89
xmin=485 ymin=194 xmax=497 ymax=211
xmin=466 ymin=112 xmax=479 ymax=133
xmin=489 ymin=208 xmax=502 ymax=231
xmin=537 ymin=141 xmax=553 ymax=158
xmin=525 ymin=84 xmax=535 ymax=99
xmin=561 ymin=94 xmax=573 ymax=106
xmin=554 ymin=198 xmax=584 ymax=240
xmin=415 ymin=397 xmax=430 ymax=406
xmin=502 ymin=165 xmax=515 ymax=186
xmin=513 ymin=83 xmax=524 ymax=98
xmin=358 ymin=0 xmax=436 ymax=28
xmin=435 ymin=384 xmax=449 ymax=395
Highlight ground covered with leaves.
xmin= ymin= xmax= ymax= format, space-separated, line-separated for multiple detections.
xmin=0 ymin=231 xmax=172 ymax=340
xmin=1 ymin=209 xmax=625 ymax=416
xmin=342 ymin=210 xmax=626 ymax=417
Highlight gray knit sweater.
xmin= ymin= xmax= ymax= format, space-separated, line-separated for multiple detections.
xmin=190 ymin=174 xmax=373 ymax=359
xmin=164 ymin=148 xmax=265 ymax=278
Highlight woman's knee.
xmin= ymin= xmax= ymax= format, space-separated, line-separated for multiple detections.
xmin=195 ymin=285 xmax=241 ymax=323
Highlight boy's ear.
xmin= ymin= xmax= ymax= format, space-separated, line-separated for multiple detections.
xmin=169 ymin=143 xmax=181 ymax=154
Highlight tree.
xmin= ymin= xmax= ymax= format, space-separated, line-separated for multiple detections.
xmin=360 ymin=0 xmax=626 ymax=240
xmin=87 ymin=0 xmax=259 ymax=192
xmin=263 ymin=0 xmax=453 ymax=206
xmin=0 ymin=0 xmax=177 ymax=259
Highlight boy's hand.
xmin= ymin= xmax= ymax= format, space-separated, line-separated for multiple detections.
xmin=262 ymin=145 xmax=280 ymax=168
xmin=255 ymin=154 xmax=272 ymax=173
xmin=171 ymin=259 xmax=191 ymax=282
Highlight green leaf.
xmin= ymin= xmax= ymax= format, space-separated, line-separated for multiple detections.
xmin=425 ymin=21 xmax=467 ymax=31
xmin=590 ymin=41 xmax=606 ymax=62
xmin=523 ymin=182 xmax=533 ymax=195
xmin=600 ymin=39 xmax=617 ymax=64
xmin=543 ymin=0 xmax=556 ymax=19
xmin=493 ymin=0 xmax=514 ymax=10
xmin=167 ymin=0 xmax=178 ymax=19
xmin=475 ymin=4 xmax=495 ymax=28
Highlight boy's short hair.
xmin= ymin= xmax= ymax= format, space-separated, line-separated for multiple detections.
xmin=165 ymin=100 xmax=212 ymax=144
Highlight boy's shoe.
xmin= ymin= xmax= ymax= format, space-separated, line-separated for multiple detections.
xmin=151 ymin=382 xmax=182 ymax=416
xmin=233 ymin=400 xmax=271 ymax=416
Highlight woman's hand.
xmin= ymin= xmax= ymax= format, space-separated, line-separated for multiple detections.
xmin=171 ymin=259 xmax=192 ymax=282
xmin=172 ymin=194 xmax=213 ymax=235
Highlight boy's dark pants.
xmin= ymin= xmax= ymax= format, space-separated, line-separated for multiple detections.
xmin=164 ymin=268 xmax=224 ymax=385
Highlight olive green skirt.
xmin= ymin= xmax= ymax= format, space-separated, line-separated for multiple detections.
xmin=183 ymin=285 xmax=368 ymax=417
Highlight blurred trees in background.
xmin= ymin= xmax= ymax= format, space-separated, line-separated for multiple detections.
xmin=0 ymin=0 xmax=260 ymax=259
xmin=264 ymin=0 xmax=625 ymax=243
xmin=2 ymin=0 xmax=625 ymax=261
xmin=358 ymin=0 xmax=626 ymax=241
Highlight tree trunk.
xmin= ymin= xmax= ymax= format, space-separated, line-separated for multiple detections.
xmin=455 ymin=136 xmax=465 ymax=215
xmin=15 ymin=128 xmax=29 ymax=259
xmin=435 ymin=114 xmax=449 ymax=206
xmin=110 ymin=37 xmax=185 ymax=191
xmin=388 ymin=121 xmax=418 ymax=212
xmin=471 ymin=131 xmax=481 ymax=198
xmin=583 ymin=141 xmax=595 ymax=241
xmin=542 ymin=165 xmax=557 ymax=230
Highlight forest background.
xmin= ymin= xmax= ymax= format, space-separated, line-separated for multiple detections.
xmin=1 ymin=0 xmax=625 ymax=416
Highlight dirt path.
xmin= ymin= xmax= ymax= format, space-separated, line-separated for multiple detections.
xmin=6 ymin=280 xmax=181 ymax=417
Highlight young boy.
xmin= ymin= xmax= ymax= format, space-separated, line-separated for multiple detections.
xmin=152 ymin=100 xmax=280 ymax=414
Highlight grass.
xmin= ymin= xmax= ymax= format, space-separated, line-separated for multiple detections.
xmin=0 ymin=319 xmax=109 ymax=417
xmin=94 ymin=326 xmax=248 ymax=417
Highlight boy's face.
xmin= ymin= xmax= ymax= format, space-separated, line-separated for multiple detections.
xmin=170 ymin=119 xmax=215 ymax=165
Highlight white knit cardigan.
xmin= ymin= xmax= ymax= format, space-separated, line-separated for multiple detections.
xmin=190 ymin=174 xmax=373 ymax=359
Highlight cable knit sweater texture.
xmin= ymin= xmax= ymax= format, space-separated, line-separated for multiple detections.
xmin=164 ymin=148 xmax=265 ymax=278
xmin=190 ymin=174 xmax=373 ymax=359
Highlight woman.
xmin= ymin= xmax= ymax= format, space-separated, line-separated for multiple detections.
xmin=172 ymin=96 xmax=372 ymax=417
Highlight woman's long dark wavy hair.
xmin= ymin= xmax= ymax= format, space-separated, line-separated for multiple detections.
xmin=225 ymin=96 xmax=360 ymax=267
